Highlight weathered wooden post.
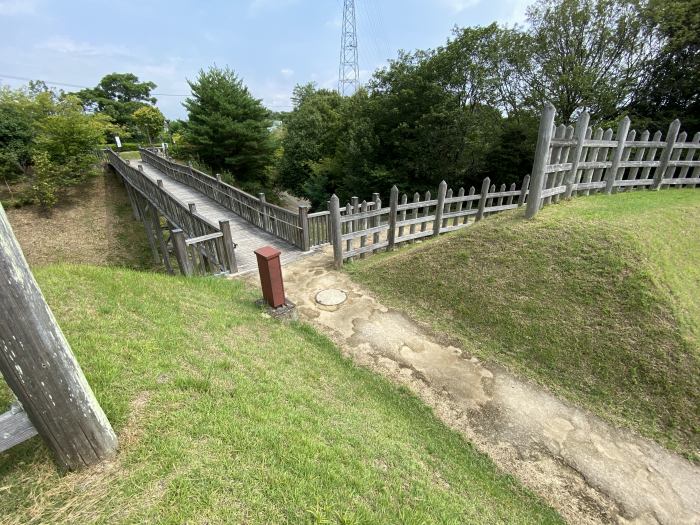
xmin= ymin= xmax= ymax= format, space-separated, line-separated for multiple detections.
xmin=526 ymin=103 xmax=556 ymax=219
xmin=171 ymin=228 xmax=192 ymax=276
xmin=0 ymin=204 xmax=117 ymax=470
xmin=298 ymin=205 xmax=310 ymax=251
xmin=517 ymin=175 xmax=530 ymax=207
xmin=433 ymin=181 xmax=447 ymax=235
xmin=219 ymin=220 xmax=239 ymax=274
xmin=476 ymin=177 xmax=491 ymax=221
xmin=372 ymin=193 xmax=381 ymax=246
xmin=258 ymin=193 xmax=270 ymax=232
xmin=329 ymin=194 xmax=343 ymax=269
xmin=564 ymin=111 xmax=590 ymax=198
xmin=653 ymin=119 xmax=681 ymax=190
xmin=605 ymin=116 xmax=631 ymax=194
xmin=387 ymin=185 xmax=399 ymax=250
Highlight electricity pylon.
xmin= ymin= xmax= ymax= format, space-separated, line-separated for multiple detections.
xmin=338 ymin=0 xmax=359 ymax=96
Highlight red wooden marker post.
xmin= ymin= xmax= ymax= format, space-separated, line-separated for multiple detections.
xmin=254 ymin=246 xmax=286 ymax=308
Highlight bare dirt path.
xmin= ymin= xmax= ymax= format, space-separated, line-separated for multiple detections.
xmin=275 ymin=248 xmax=700 ymax=525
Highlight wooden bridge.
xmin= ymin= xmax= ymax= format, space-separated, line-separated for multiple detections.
xmin=106 ymin=148 xmax=323 ymax=276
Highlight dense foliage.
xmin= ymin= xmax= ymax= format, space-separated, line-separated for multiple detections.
xmin=279 ymin=0 xmax=699 ymax=208
xmin=77 ymin=73 xmax=157 ymax=136
xmin=0 ymin=85 xmax=118 ymax=208
xmin=182 ymin=66 xmax=275 ymax=194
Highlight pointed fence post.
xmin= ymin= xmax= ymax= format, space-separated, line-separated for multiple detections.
xmin=329 ymin=195 xmax=343 ymax=269
xmin=388 ymin=186 xmax=399 ymax=250
xmin=605 ymin=116 xmax=631 ymax=194
xmin=219 ymin=220 xmax=238 ymax=274
xmin=653 ymin=119 xmax=682 ymax=190
xmin=298 ymin=205 xmax=310 ymax=251
xmin=526 ymin=103 xmax=557 ymax=219
xmin=565 ymin=111 xmax=590 ymax=198
xmin=433 ymin=181 xmax=447 ymax=235
xmin=476 ymin=177 xmax=491 ymax=221
xmin=0 ymin=204 xmax=117 ymax=470
xmin=517 ymin=174 xmax=530 ymax=207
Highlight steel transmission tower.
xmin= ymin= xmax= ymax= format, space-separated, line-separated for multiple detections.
xmin=338 ymin=0 xmax=359 ymax=96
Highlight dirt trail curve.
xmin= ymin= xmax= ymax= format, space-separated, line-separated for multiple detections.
xmin=275 ymin=248 xmax=700 ymax=525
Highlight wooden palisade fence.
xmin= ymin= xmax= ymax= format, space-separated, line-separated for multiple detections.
xmin=106 ymin=150 xmax=238 ymax=276
xmin=139 ymin=148 xmax=311 ymax=251
xmin=328 ymin=104 xmax=699 ymax=268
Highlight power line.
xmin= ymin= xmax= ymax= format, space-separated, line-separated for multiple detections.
xmin=0 ymin=73 xmax=188 ymax=96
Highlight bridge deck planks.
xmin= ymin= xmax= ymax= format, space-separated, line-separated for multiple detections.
xmin=134 ymin=160 xmax=305 ymax=274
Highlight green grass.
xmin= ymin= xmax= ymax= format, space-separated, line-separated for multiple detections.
xmin=347 ymin=189 xmax=700 ymax=460
xmin=118 ymin=151 xmax=142 ymax=161
xmin=0 ymin=266 xmax=561 ymax=524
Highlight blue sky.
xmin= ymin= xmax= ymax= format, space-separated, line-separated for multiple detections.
xmin=0 ymin=0 xmax=530 ymax=119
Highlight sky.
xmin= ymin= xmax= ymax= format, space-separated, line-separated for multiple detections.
xmin=0 ymin=0 xmax=530 ymax=119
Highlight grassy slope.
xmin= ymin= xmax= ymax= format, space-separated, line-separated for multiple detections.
xmin=0 ymin=266 xmax=560 ymax=524
xmin=5 ymin=170 xmax=154 ymax=269
xmin=347 ymin=190 xmax=700 ymax=460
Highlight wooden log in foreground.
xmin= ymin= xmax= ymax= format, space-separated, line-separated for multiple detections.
xmin=0 ymin=204 xmax=117 ymax=470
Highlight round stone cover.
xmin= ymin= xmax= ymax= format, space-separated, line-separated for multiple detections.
xmin=315 ymin=288 xmax=347 ymax=306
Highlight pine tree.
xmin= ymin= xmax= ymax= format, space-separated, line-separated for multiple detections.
xmin=183 ymin=67 xmax=274 ymax=188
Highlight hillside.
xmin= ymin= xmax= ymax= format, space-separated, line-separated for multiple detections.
xmin=0 ymin=266 xmax=560 ymax=524
xmin=347 ymin=189 xmax=700 ymax=460
xmin=4 ymin=172 xmax=154 ymax=269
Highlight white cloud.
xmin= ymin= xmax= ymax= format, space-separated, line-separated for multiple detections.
xmin=498 ymin=0 xmax=530 ymax=26
xmin=37 ymin=37 xmax=131 ymax=58
xmin=437 ymin=0 xmax=481 ymax=13
xmin=280 ymin=68 xmax=294 ymax=78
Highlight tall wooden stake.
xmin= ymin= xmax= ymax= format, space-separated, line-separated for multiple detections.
xmin=526 ymin=103 xmax=557 ymax=219
xmin=0 ymin=204 xmax=117 ymax=470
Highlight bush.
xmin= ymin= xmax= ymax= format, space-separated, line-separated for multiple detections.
xmin=29 ymin=151 xmax=58 ymax=208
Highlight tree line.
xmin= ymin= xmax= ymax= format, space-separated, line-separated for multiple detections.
xmin=1 ymin=0 xmax=696 ymax=211
xmin=278 ymin=0 xmax=699 ymax=207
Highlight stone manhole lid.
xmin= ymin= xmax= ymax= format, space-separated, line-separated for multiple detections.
xmin=315 ymin=289 xmax=347 ymax=306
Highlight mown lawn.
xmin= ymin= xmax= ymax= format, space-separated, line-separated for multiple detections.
xmin=0 ymin=266 xmax=561 ymax=524
xmin=347 ymin=189 xmax=700 ymax=461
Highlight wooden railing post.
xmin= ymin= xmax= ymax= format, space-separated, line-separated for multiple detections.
xmin=171 ymin=228 xmax=192 ymax=276
xmin=298 ymin=205 xmax=310 ymax=251
xmin=476 ymin=177 xmax=491 ymax=221
xmin=388 ymin=185 xmax=399 ymax=249
xmin=372 ymin=193 xmax=381 ymax=246
xmin=219 ymin=220 xmax=239 ymax=274
xmin=526 ymin=103 xmax=556 ymax=219
xmin=605 ymin=116 xmax=631 ymax=194
xmin=0 ymin=204 xmax=117 ymax=470
xmin=653 ymin=119 xmax=681 ymax=190
xmin=258 ymin=193 xmax=270 ymax=232
xmin=433 ymin=181 xmax=447 ymax=235
xmin=329 ymin=195 xmax=343 ymax=269
xmin=565 ymin=111 xmax=590 ymax=198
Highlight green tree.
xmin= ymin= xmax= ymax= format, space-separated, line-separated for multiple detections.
xmin=183 ymin=66 xmax=274 ymax=191
xmin=628 ymin=0 xmax=700 ymax=130
xmin=34 ymin=95 xmax=117 ymax=187
xmin=526 ymin=0 xmax=651 ymax=122
xmin=278 ymin=84 xmax=345 ymax=197
xmin=77 ymin=73 xmax=156 ymax=132
xmin=133 ymin=105 xmax=165 ymax=144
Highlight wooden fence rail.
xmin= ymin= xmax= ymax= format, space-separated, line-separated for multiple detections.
xmin=329 ymin=107 xmax=699 ymax=268
xmin=106 ymin=149 xmax=238 ymax=276
xmin=139 ymin=148 xmax=309 ymax=250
